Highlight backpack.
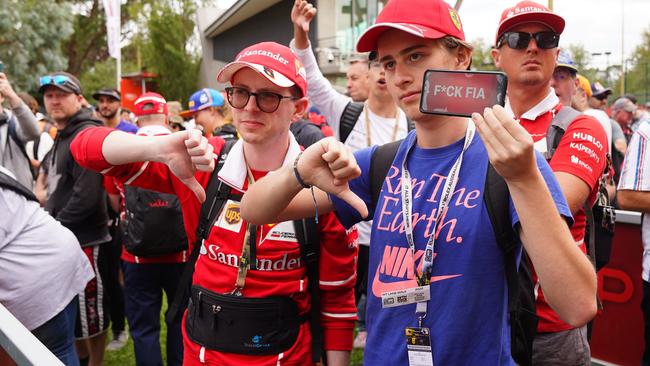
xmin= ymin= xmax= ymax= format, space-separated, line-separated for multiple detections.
xmin=166 ymin=140 xmax=324 ymax=362
xmin=0 ymin=169 xmax=38 ymax=202
xmin=339 ymin=101 xmax=415 ymax=143
xmin=369 ymin=140 xmax=537 ymax=366
xmin=121 ymin=185 xmax=188 ymax=257
xmin=545 ymin=107 xmax=615 ymax=271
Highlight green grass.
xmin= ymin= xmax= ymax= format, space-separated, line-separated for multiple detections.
xmin=103 ymin=296 xmax=365 ymax=365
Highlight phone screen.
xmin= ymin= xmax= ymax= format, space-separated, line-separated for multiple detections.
xmin=420 ymin=69 xmax=508 ymax=118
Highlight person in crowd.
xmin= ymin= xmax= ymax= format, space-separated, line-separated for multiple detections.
xmin=623 ymin=93 xmax=650 ymax=134
xmin=346 ymin=55 xmax=369 ymax=102
xmin=169 ymin=115 xmax=186 ymax=132
xmin=181 ymin=88 xmax=237 ymax=140
xmin=0 ymin=166 xmax=94 ymax=366
xmin=71 ymin=41 xmax=358 ymax=365
xmin=612 ymin=97 xmax=637 ymax=142
xmin=589 ymin=81 xmax=613 ymax=111
xmin=240 ymin=0 xmax=597 ymax=364
xmin=617 ymin=118 xmax=650 ymax=366
xmin=92 ymin=87 xmax=132 ymax=351
xmin=39 ymin=71 xmax=111 ymax=366
xmin=168 ymin=101 xmax=183 ymax=117
xmin=0 ymin=72 xmax=40 ymax=189
xmin=491 ymin=2 xmax=607 ymax=364
xmin=93 ymin=88 xmax=138 ymax=133
xmin=290 ymin=0 xmax=411 ymax=348
xmin=19 ymin=92 xmax=56 ymax=174
xmin=111 ymin=92 xmax=185 ymax=366
xmin=121 ymin=108 xmax=134 ymax=124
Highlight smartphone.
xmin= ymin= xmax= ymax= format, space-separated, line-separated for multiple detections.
xmin=420 ymin=69 xmax=508 ymax=118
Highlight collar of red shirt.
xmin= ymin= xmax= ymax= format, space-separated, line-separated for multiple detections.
xmin=218 ymin=132 xmax=303 ymax=192
xmin=505 ymin=88 xmax=560 ymax=120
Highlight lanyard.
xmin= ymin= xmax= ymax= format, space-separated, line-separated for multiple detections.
xmin=232 ymin=167 xmax=257 ymax=296
xmin=364 ymin=104 xmax=401 ymax=147
xmin=400 ymin=121 xmax=475 ymax=288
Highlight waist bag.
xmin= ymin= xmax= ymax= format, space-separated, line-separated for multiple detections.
xmin=185 ymin=285 xmax=306 ymax=355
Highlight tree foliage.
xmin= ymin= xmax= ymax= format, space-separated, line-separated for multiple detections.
xmin=618 ymin=27 xmax=650 ymax=104
xmin=142 ymin=1 xmax=200 ymax=103
xmin=0 ymin=0 xmax=74 ymax=93
xmin=470 ymin=38 xmax=498 ymax=71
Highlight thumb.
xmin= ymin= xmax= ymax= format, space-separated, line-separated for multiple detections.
xmin=336 ymin=188 xmax=369 ymax=219
xmin=181 ymin=176 xmax=206 ymax=203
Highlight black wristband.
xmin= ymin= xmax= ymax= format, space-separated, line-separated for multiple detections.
xmin=293 ymin=152 xmax=311 ymax=189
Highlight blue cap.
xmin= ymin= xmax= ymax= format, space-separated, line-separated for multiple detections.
xmin=181 ymin=88 xmax=224 ymax=117
xmin=556 ymin=49 xmax=578 ymax=74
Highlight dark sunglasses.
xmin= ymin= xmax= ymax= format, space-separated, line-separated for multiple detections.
xmin=39 ymin=74 xmax=80 ymax=93
xmin=225 ymin=86 xmax=298 ymax=113
xmin=497 ymin=31 xmax=560 ymax=50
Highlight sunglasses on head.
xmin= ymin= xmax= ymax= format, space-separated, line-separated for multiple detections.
xmin=225 ymin=86 xmax=299 ymax=113
xmin=497 ymin=31 xmax=560 ymax=50
xmin=39 ymin=74 xmax=80 ymax=93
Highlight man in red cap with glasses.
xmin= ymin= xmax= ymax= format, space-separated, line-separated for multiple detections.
xmin=70 ymin=43 xmax=357 ymax=365
xmin=240 ymin=0 xmax=596 ymax=365
xmin=491 ymin=2 xmax=608 ymax=364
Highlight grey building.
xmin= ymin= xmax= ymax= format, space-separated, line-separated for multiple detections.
xmin=197 ymin=0 xmax=389 ymax=90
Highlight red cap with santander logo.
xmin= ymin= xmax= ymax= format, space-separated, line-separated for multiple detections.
xmin=217 ymin=42 xmax=307 ymax=97
xmin=495 ymin=1 xmax=565 ymax=45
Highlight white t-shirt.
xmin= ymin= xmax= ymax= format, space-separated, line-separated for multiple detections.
xmin=0 ymin=167 xmax=93 ymax=330
xmin=290 ymin=40 xmax=410 ymax=246
xmin=583 ymin=108 xmax=613 ymax=154
xmin=618 ymin=121 xmax=650 ymax=281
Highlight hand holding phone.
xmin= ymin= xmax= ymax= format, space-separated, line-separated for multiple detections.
xmin=420 ymin=69 xmax=508 ymax=118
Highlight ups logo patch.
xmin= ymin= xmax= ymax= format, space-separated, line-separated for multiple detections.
xmin=224 ymin=203 xmax=241 ymax=224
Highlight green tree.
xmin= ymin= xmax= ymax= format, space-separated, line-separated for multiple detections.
xmin=0 ymin=0 xmax=74 ymax=93
xmin=470 ymin=38 xmax=498 ymax=71
xmin=142 ymin=0 xmax=200 ymax=102
xmin=618 ymin=27 xmax=650 ymax=104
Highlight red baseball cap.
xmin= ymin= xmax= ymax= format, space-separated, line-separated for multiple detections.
xmin=133 ymin=92 xmax=168 ymax=117
xmin=356 ymin=0 xmax=466 ymax=53
xmin=495 ymin=1 xmax=565 ymax=45
xmin=217 ymin=42 xmax=307 ymax=97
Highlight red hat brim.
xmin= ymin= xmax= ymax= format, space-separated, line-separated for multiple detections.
xmin=356 ymin=22 xmax=448 ymax=53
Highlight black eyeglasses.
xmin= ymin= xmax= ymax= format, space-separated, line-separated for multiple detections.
xmin=497 ymin=31 xmax=560 ymax=50
xmin=225 ymin=86 xmax=298 ymax=113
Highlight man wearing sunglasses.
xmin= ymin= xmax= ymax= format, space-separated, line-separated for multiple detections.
xmin=589 ymin=81 xmax=613 ymax=110
xmin=492 ymin=2 xmax=608 ymax=364
xmin=70 ymin=42 xmax=357 ymax=365
xmin=38 ymin=71 xmax=111 ymax=366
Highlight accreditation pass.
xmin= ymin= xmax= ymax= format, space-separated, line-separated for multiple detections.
xmin=405 ymin=326 xmax=433 ymax=366
xmin=381 ymin=285 xmax=430 ymax=308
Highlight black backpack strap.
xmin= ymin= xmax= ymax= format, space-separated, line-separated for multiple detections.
xmin=369 ymin=140 xmax=403 ymax=206
xmin=293 ymin=218 xmax=321 ymax=363
xmin=544 ymin=106 xmax=581 ymax=159
xmin=339 ymin=101 xmax=364 ymax=142
xmin=166 ymin=139 xmax=237 ymax=324
xmin=483 ymin=163 xmax=536 ymax=366
xmin=0 ymin=170 xmax=38 ymax=202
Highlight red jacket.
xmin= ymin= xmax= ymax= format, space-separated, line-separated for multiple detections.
xmin=71 ymin=127 xmax=358 ymax=365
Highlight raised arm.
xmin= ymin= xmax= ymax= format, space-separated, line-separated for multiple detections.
xmin=0 ymin=73 xmax=39 ymax=141
xmin=291 ymin=0 xmax=352 ymax=135
xmin=241 ymin=137 xmax=367 ymax=224
xmin=72 ymin=127 xmax=215 ymax=202
xmin=473 ymin=106 xmax=597 ymax=327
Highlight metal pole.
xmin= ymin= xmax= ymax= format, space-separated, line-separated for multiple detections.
xmin=548 ymin=0 xmax=553 ymax=11
xmin=620 ymin=0 xmax=625 ymax=96
xmin=646 ymin=62 xmax=648 ymax=103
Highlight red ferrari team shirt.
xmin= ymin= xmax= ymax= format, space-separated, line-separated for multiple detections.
xmin=506 ymin=90 xmax=608 ymax=333
xmin=71 ymin=127 xmax=358 ymax=365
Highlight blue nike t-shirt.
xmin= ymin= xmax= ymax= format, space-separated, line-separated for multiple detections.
xmin=331 ymin=129 xmax=571 ymax=365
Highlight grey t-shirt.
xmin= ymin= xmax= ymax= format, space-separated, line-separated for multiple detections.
xmin=0 ymin=167 xmax=93 ymax=330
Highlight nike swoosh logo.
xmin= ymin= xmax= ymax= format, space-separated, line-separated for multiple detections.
xmin=371 ymin=267 xmax=462 ymax=298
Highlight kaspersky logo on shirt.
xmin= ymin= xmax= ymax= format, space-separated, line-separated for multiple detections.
xmin=371 ymin=244 xmax=462 ymax=298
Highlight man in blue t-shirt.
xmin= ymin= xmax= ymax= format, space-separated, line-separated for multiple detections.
xmin=217 ymin=0 xmax=597 ymax=364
